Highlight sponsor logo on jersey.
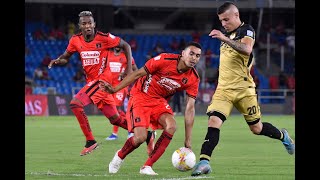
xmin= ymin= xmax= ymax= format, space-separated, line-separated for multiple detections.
xmin=230 ymin=32 xmax=236 ymax=39
xmin=157 ymin=77 xmax=181 ymax=92
xmin=182 ymin=78 xmax=188 ymax=84
xmin=247 ymin=30 xmax=254 ymax=38
xmin=134 ymin=117 xmax=141 ymax=123
xmin=81 ymin=51 xmax=101 ymax=66
xmin=143 ymin=74 xmax=153 ymax=93
xmin=109 ymin=62 xmax=122 ymax=72
xmin=96 ymin=43 xmax=101 ymax=48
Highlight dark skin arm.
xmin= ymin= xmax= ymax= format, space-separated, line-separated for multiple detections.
xmin=118 ymin=39 xmax=133 ymax=75
xmin=48 ymin=51 xmax=72 ymax=69
xmin=119 ymin=62 xmax=139 ymax=80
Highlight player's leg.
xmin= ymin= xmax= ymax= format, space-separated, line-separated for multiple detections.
xmin=100 ymin=104 xmax=128 ymax=130
xmin=109 ymin=126 xmax=148 ymax=173
xmin=192 ymin=88 xmax=233 ymax=176
xmin=70 ymin=86 xmax=99 ymax=156
xmin=105 ymin=106 xmax=124 ymax=140
xmin=105 ymin=125 xmax=119 ymax=140
xmin=109 ymin=98 xmax=150 ymax=173
xmin=145 ymin=130 xmax=156 ymax=156
xmin=140 ymin=112 xmax=175 ymax=175
xmin=106 ymin=91 xmax=127 ymax=140
xmin=236 ymin=88 xmax=295 ymax=155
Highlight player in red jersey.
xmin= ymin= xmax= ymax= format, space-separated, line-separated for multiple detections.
xmin=99 ymin=42 xmax=202 ymax=175
xmin=48 ymin=11 xmax=133 ymax=156
xmin=105 ymin=46 xmax=138 ymax=141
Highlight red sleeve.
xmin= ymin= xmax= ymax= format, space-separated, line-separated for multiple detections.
xmin=185 ymin=78 xmax=200 ymax=99
xmin=103 ymin=33 xmax=121 ymax=48
xmin=66 ymin=37 xmax=77 ymax=54
xmin=144 ymin=54 xmax=164 ymax=74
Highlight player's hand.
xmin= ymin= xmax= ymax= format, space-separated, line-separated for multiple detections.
xmin=99 ymin=80 xmax=115 ymax=93
xmin=184 ymin=140 xmax=191 ymax=149
xmin=208 ymin=29 xmax=226 ymax=41
xmin=48 ymin=59 xmax=65 ymax=69
xmin=119 ymin=72 xmax=126 ymax=81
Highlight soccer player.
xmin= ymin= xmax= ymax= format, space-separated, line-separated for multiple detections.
xmin=48 ymin=11 xmax=133 ymax=156
xmin=105 ymin=46 xmax=138 ymax=140
xmin=99 ymin=42 xmax=202 ymax=175
xmin=191 ymin=2 xmax=295 ymax=176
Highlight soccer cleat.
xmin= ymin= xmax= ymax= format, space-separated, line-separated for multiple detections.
xmin=139 ymin=166 xmax=158 ymax=175
xmin=105 ymin=133 xmax=118 ymax=141
xmin=109 ymin=150 xmax=124 ymax=173
xmin=191 ymin=160 xmax=212 ymax=176
xmin=80 ymin=140 xmax=99 ymax=156
xmin=146 ymin=131 xmax=157 ymax=156
xmin=281 ymin=128 xmax=295 ymax=155
xmin=127 ymin=132 xmax=134 ymax=139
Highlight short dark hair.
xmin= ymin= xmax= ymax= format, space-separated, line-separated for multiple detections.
xmin=185 ymin=42 xmax=202 ymax=50
xmin=78 ymin=11 xmax=93 ymax=17
xmin=217 ymin=1 xmax=236 ymax=15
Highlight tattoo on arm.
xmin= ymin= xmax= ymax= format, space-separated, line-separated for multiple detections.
xmin=226 ymin=39 xmax=248 ymax=55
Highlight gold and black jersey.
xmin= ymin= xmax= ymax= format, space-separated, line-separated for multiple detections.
xmin=218 ymin=22 xmax=255 ymax=89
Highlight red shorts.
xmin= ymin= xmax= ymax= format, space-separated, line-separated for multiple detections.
xmin=126 ymin=93 xmax=173 ymax=132
xmin=75 ymin=79 xmax=115 ymax=109
xmin=112 ymin=87 xmax=128 ymax=107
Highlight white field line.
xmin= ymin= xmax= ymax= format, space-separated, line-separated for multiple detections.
xmin=151 ymin=177 xmax=212 ymax=180
xmin=26 ymin=171 xmax=212 ymax=179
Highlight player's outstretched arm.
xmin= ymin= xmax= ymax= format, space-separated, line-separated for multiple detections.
xmin=99 ymin=67 xmax=147 ymax=93
xmin=184 ymin=95 xmax=196 ymax=149
xmin=48 ymin=51 xmax=72 ymax=69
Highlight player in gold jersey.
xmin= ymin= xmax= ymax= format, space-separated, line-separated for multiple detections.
xmin=191 ymin=2 xmax=295 ymax=176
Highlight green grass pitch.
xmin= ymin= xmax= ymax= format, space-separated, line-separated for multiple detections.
xmin=25 ymin=115 xmax=295 ymax=180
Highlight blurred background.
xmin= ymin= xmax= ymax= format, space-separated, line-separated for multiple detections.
xmin=25 ymin=0 xmax=295 ymax=116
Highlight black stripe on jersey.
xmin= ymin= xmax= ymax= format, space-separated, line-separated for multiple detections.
xmin=164 ymin=57 xmax=178 ymax=60
xmin=73 ymin=32 xmax=82 ymax=37
xmin=187 ymin=93 xmax=197 ymax=100
xmin=191 ymin=68 xmax=200 ymax=79
xmin=96 ymin=31 xmax=109 ymax=36
xmin=247 ymin=53 xmax=253 ymax=67
xmin=139 ymin=76 xmax=147 ymax=93
xmin=88 ymin=86 xmax=100 ymax=98
xmin=144 ymin=66 xmax=150 ymax=74
xmin=85 ymin=81 xmax=99 ymax=97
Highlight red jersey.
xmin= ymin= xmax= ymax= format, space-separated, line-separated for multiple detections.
xmin=66 ymin=31 xmax=120 ymax=83
xmin=107 ymin=50 xmax=136 ymax=86
xmin=130 ymin=53 xmax=200 ymax=100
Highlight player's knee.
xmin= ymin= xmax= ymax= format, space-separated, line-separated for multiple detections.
xmin=248 ymin=119 xmax=262 ymax=135
xmin=165 ymin=121 xmax=177 ymax=134
xmin=108 ymin=114 xmax=119 ymax=122
xmin=133 ymin=130 xmax=148 ymax=145
xmin=69 ymin=98 xmax=83 ymax=109
xmin=250 ymin=127 xmax=261 ymax=135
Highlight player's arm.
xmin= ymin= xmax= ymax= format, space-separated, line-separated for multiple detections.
xmin=48 ymin=51 xmax=72 ymax=69
xmin=209 ymin=29 xmax=254 ymax=56
xmin=118 ymin=39 xmax=133 ymax=75
xmin=100 ymin=67 xmax=147 ymax=94
xmin=132 ymin=63 xmax=138 ymax=71
xmin=119 ymin=58 xmax=138 ymax=80
xmin=184 ymin=95 xmax=196 ymax=149
xmin=224 ymin=36 xmax=254 ymax=56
